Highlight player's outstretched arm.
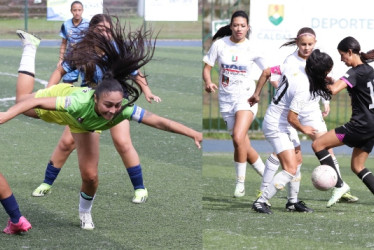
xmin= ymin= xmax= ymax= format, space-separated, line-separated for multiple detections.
xmin=0 ymin=96 xmax=57 ymax=124
xmin=140 ymin=110 xmax=202 ymax=149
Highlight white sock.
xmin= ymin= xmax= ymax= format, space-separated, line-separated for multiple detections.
xmin=260 ymin=154 xmax=280 ymax=191
xmin=258 ymin=170 xmax=294 ymax=203
xmin=287 ymin=164 xmax=301 ymax=203
xmin=18 ymin=44 xmax=37 ymax=74
xmin=235 ymin=161 xmax=247 ymax=183
xmin=79 ymin=192 xmax=95 ymax=213
xmin=250 ymin=156 xmax=265 ymax=176
xmin=332 ymin=156 xmax=342 ymax=177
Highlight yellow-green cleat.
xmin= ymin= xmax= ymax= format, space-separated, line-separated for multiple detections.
xmin=32 ymin=183 xmax=51 ymax=197
xmin=256 ymin=190 xmax=272 ymax=207
xmin=339 ymin=191 xmax=359 ymax=203
xmin=16 ymin=30 xmax=41 ymax=48
xmin=132 ymin=188 xmax=148 ymax=204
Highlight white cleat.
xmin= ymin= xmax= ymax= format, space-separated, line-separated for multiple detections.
xmin=327 ymin=182 xmax=350 ymax=208
xmin=79 ymin=212 xmax=95 ymax=230
xmin=234 ymin=182 xmax=245 ymax=198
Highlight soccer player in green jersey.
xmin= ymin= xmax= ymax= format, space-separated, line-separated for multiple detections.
xmin=2 ymin=27 xmax=202 ymax=230
xmin=33 ymin=14 xmax=161 ymax=204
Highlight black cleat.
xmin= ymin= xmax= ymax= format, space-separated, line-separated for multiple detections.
xmin=286 ymin=201 xmax=314 ymax=213
xmin=252 ymin=201 xmax=273 ymax=214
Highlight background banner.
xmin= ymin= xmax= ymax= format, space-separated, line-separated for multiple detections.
xmin=250 ymin=0 xmax=374 ymax=79
xmin=144 ymin=0 xmax=198 ymax=21
xmin=47 ymin=0 xmax=103 ymax=21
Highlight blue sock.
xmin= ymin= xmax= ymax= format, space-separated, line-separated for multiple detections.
xmin=126 ymin=165 xmax=144 ymax=190
xmin=44 ymin=161 xmax=61 ymax=185
xmin=1 ymin=194 xmax=22 ymax=223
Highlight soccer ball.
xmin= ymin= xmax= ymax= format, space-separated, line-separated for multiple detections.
xmin=311 ymin=165 xmax=338 ymax=191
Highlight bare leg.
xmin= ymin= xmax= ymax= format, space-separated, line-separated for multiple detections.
xmin=110 ymin=120 xmax=140 ymax=167
xmin=232 ymin=110 xmax=264 ymax=197
xmin=0 ymin=173 xmax=32 ymax=233
xmin=110 ymin=120 xmax=148 ymax=203
xmin=72 ymin=132 xmax=100 ymax=230
xmin=353 ymin=148 xmax=374 ymax=194
xmin=72 ymin=132 xmax=100 ymax=196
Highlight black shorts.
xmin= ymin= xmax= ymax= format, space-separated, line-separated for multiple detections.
xmin=335 ymin=124 xmax=374 ymax=153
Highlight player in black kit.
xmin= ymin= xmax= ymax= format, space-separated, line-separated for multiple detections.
xmin=312 ymin=36 xmax=374 ymax=207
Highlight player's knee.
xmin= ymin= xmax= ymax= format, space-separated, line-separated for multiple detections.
xmin=81 ymin=172 xmax=98 ymax=186
xmin=113 ymin=140 xmax=133 ymax=154
xmin=311 ymin=140 xmax=320 ymax=152
xmin=232 ymin=134 xmax=245 ymax=147
xmin=58 ymin=137 xmax=75 ymax=152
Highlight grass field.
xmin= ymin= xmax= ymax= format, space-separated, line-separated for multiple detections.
xmin=0 ymin=45 xmax=202 ymax=249
xmin=203 ymin=152 xmax=374 ymax=249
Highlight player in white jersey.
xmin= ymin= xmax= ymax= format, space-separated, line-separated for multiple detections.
xmin=250 ymin=50 xmax=333 ymax=213
xmin=203 ymin=10 xmax=266 ymax=198
xmin=251 ymin=28 xmax=357 ymax=212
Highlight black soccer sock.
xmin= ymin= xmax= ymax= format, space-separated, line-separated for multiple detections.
xmin=18 ymin=70 xmax=35 ymax=78
xmin=315 ymin=149 xmax=343 ymax=187
xmin=357 ymin=168 xmax=374 ymax=195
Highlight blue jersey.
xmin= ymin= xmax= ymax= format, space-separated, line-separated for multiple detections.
xmin=60 ymin=18 xmax=89 ymax=83
xmin=60 ymin=18 xmax=89 ymax=49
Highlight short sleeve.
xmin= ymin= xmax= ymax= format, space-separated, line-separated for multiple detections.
xmin=340 ymin=68 xmax=357 ymax=88
xmin=203 ymin=40 xmax=219 ymax=67
xmin=59 ymin=23 xmax=67 ymax=39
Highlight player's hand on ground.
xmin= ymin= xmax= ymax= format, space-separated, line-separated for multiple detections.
xmin=205 ymin=83 xmax=218 ymax=93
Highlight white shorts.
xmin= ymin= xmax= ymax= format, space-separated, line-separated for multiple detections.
xmin=221 ymin=102 xmax=258 ymax=135
xmin=262 ymin=119 xmax=300 ymax=154
xmin=299 ymin=110 xmax=327 ymax=133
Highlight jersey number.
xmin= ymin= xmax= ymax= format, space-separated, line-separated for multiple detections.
xmin=273 ymin=75 xmax=289 ymax=105
xmin=367 ymin=81 xmax=374 ymax=109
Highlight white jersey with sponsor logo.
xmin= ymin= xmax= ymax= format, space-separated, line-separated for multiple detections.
xmin=203 ymin=36 xmax=267 ymax=112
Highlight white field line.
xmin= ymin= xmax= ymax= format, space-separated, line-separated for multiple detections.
xmin=0 ymin=71 xmax=47 ymax=102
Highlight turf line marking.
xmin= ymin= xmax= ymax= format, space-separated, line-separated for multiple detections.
xmin=0 ymin=71 xmax=48 ymax=87
xmin=0 ymin=71 xmax=48 ymax=102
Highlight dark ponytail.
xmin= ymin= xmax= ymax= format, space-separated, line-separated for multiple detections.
xmin=65 ymin=14 xmax=156 ymax=107
xmin=212 ymin=10 xmax=250 ymax=41
xmin=306 ymin=49 xmax=333 ymax=100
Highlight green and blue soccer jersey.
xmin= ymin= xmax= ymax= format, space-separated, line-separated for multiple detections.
xmin=34 ymin=84 xmax=143 ymax=133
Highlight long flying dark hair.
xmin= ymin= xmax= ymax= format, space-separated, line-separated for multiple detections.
xmin=305 ymin=49 xmax=333 ymax=100
xmin=65 ymin=14 xmax=156 ymax=107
